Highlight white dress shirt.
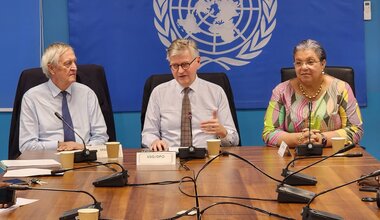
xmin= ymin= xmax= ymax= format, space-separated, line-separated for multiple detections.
xmin=142 ymin=76 xmax=239 ymax=148
xmin=19 ymin=80 xmax=109 ymax=152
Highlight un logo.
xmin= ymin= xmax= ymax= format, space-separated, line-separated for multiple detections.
xmin=154 ymin=0 xmax=277 ymax=70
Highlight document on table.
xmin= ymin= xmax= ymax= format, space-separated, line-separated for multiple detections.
xmin=0 ymin=159 xmax=61 ymax=170
xmin=0 ymin=198 xmax=38 ymax=214
xmin=3 ymin=168 xmax=56 ymax=177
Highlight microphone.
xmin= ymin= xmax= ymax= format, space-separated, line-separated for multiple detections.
xmin=277 ymin=143 xmax=356 ymax=203
xmin=334 ymin=152 xmax=363 ymax=157
xmin=295 ymin=102 xmax=323 ymax=156
xmin=281 ymin=149 xmax=362 ymax=186
xmin=301 ymin=169 xmax=380 ymax=220
xmin=178 ymin=112 xmax=206 ymax=159
xmin=51 ymin=162 xmax=129 ymax=187
xmin=54 ymin=112 xmax=97 ymax=163
xmin=7 ymin=184 xmax=102 ymax=220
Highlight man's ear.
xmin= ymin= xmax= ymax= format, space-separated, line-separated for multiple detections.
xmin=47 ymin=63 xmax=55 ymax=75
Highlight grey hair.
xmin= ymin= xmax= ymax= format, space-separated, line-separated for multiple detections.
xmin=41 ymin=42 xmax=74 ymax=78
xmin=166 ymin=38 xmax=199 ymax=61
xmin=293 ymin=39 xmax=326 ymax=61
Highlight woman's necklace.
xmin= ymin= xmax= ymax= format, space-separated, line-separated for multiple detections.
xmin=299 ymin=80 xmax=323 ymax=100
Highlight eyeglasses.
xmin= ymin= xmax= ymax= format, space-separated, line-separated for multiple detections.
xmin=294 ymin=60 xmax=320 ymax=68
xmin=169 ymin=57 xmax=197 ymax=71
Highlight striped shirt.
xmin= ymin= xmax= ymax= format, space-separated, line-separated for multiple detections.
xmin=263 ymin=77 xmax=363 ymax=146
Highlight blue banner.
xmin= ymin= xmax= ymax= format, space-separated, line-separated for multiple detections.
xmin=68 ymin=0 xmax=366 ymax=112
xmin=0 ymin=1 xmax=41 ymax=109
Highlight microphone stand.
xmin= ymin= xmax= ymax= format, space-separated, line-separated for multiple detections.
xmin=51 ymin=162 xmax=125 ymax=175
xmin=295 ymin=102 xmax=323 ymax=156
xmin=301 ymin=170 xmax=380 ymax=220
xmin=7 ymin=185 xmax=102 ymax=220
xmin=277 ymin=144 xmax=356 ymax=203
xmin=54 ymin=112 xmax=97 ymax=163
xmin=51 ymin=162 xmax=129 ymax=187
xmin=281 ymin=151 xmax=363 ymax=186
xmin=178 ymin=112 xmax=206 ymax=159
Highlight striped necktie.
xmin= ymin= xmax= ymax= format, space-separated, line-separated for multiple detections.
xmin=180 ymin=87 xmax=192 ymax=147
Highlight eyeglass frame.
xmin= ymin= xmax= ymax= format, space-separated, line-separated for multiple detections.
xmin=293 ymin=60 xmax=321 ymax=68
xmin=169 ymin=57 xmax=197 ymax=71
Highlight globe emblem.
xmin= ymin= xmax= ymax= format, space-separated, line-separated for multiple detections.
xmin=154 ymin=0 xmax=277 ymax=69
xmin=173 ymin=0 xmax=261 ymax=55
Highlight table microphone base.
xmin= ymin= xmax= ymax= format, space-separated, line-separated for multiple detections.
xmin=277 ymin=184 xmax=315 ymax=203
xmin=295 ymin=143 xmax=323 ymax=156
xmin=93 ymin=170 xmax=129 ymax=187
xmin=59 ymin=202 xmax=102 ymax=220
xmin=301 ymin=206 xmax=343 ymax=220
xmin=74 ymin=150 xmax=97 ymax=163
xmin=281 ymin=169 xmax=317 ymax=186
xmin=178 ymin=146 xmax=206 ymax=159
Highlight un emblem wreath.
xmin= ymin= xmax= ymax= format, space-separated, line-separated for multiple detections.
xmin=154 ymin=0 xmax=277 ymax=70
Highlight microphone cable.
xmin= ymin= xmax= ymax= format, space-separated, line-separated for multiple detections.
xmin=160 ymin=175 xmax=201 ymax=220
xmin=285 ymin=152 xmax=363 ymax=170
xmin=196 ymin=151 xmax=282 ymax=183
xmin=175 ymin=156 xmax=292 ymax=219
xmin=178 ymin=153 xmax=278 ymax=201
xmin=199 ymin=201 xmax=295 ymax=220
xmin=173 ymin=152 xmax=294 ymax=219
xmin=126 ymin=179 xmax=192 ymax=187
xmin=52 ymin=161 xmax=190 ymax=187
xmin=91 ymin=161 xmax=118 ymax=172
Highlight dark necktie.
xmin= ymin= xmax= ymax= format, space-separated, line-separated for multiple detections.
xmin=61 ymin=91 xmax=75 ymax=142
xmin=180 ymin=87 xmax=192 ymax=147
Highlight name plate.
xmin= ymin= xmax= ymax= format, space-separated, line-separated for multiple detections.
xmin=278 ymin=141 xmax=291 ymax=157
xmin=136 ymin=151 xmax=176 ymax=170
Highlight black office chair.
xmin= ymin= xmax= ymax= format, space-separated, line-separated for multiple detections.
xmin=8 ymin=64 xmax=116 ymax=159
xmin=141 ymin=73 xmax=241 ymax=146
xmin=281 ymin=66 xmax=355 ymax=96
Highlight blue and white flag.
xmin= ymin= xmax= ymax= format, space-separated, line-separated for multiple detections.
xmin=68 ymin=0 xmax=366 ymax=112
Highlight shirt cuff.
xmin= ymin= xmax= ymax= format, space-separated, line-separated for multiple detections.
xmin=45 ymin=140 xmax=59 ymax=150
xmin=219 ymin=132 xmax=234 ymax=146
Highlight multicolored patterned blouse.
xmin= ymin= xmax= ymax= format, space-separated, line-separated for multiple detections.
xmin=262 ymin=77 xmax=363 ymax=146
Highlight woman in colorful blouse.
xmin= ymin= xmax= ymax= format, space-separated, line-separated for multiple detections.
xmin=262 ymin=39 xmax=363 ymax=148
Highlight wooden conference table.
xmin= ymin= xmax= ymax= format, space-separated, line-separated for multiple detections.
xmin=1 ymin=146 xmax=380 ymax=219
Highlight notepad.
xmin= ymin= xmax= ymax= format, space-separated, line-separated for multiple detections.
xmin=0 ymin=159 xmax=61 ymax=170
xmin=3 ymin=168 xmax=56 ymax=177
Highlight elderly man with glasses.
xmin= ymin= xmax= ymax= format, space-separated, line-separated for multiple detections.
xmin=142 ymin=39 xmax=239 ymax=151
xmin=19 ymin=42 xmax=108 ymax=153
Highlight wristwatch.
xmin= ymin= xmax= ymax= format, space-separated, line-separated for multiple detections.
xmin=321 ymin=133 xmax=327 ymax=147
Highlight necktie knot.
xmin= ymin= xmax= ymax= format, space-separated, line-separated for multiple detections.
xmin=61 ymin=90 xmax=69 ymax=98
xmin=183 ymin=87 xmax=190 ymax=94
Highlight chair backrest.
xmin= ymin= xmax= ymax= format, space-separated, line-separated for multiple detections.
xmin=280 ymin=66 xmax=355 ymax=96
xmin=141 ymin=73 xmax=241 ymax=146
xmin=8 ymin=64 xmax=116 ymax=159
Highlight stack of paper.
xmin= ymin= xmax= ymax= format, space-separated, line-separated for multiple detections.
xmin=0 ymin=159 xmax=61 ymax=171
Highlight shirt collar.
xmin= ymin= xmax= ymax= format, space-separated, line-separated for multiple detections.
xmin=47 ymin=80 xmax=74 ymax=97
xmin=175 ymin=75 xmax=199 ymax=94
